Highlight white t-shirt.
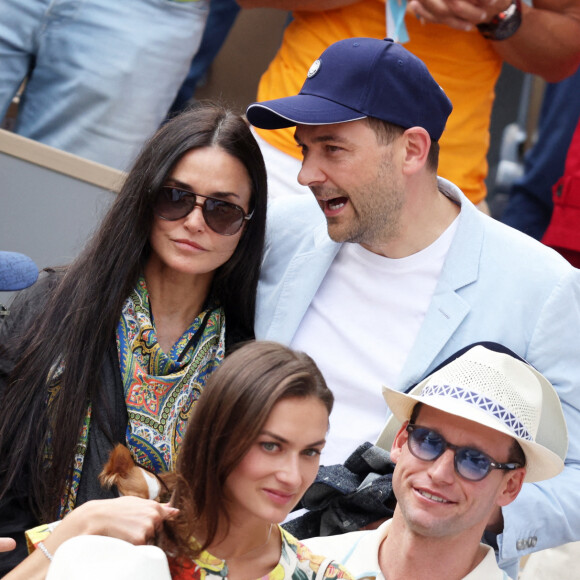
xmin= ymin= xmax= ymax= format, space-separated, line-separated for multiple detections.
xmin=291 ymin=218 xmax=458 ymax=465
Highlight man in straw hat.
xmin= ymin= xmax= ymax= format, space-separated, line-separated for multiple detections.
xmin=246 ymin=37 xmax=580 ymax=576
xmin=303 ymin=344 xmax=567 ymax=580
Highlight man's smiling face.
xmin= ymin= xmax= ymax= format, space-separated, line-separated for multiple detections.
xmin=389 ymin=405 xmax=521 ymax=542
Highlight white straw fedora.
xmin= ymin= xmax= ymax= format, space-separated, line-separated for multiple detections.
xmin=46 ymin=535 xmax=171 ymax=580
xmin=375 ymin=344 xmax=568 ymax=483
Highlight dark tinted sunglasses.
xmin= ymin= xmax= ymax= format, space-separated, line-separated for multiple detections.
xmin=153 ymin=186 xmax=253 ymax=236
xmin=406 ymin=424 xmax=522 ymax=482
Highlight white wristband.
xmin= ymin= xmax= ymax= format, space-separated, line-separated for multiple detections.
xmin=37 ymin=541 xmax=54 ymax=562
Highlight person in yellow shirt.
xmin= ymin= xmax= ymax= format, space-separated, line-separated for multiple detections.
xmin=238 ymin=0 xmax=580 ymax=208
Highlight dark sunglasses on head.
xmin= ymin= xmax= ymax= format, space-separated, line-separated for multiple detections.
xmin=405 ymin=424 xmax=523 ymax=482
xmin=153 ymin=186 xmax=253 ymax=236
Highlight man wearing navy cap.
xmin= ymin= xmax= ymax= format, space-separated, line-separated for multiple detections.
xmin=246 ymin=37 xmax=580 ymax=576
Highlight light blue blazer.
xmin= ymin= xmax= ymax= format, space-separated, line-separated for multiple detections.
xmin=256 ymin=178 xmax=580 ymax=572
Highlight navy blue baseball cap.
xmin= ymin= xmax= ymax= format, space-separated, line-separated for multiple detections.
xmin=246 ymin=37 xmax=453 ymax=142
xmin=0 ymin=251 xmax=39 ymax=291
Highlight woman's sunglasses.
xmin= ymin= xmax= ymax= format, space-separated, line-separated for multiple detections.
xmin=153 ymin=186 xmax=253 ymax=236
xmin=405 ymin=424 xmax=523 ymax=482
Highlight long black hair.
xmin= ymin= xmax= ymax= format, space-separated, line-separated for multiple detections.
xmin=0 ymin=102 xmax=267 ymax=521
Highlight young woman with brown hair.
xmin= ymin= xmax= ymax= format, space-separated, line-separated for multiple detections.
xmin=5 ymin=342 xmax=353 ymax=580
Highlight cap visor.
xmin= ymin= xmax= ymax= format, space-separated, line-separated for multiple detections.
xmin=246 ymin=94 xmax=366 ymax=130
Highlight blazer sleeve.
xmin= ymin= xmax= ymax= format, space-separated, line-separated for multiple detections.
xmin=498 ymin=267 xmax=580 ymax=570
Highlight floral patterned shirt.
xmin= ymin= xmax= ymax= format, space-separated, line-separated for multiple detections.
xmin=170 ymin=527 xmax=355 ymax=580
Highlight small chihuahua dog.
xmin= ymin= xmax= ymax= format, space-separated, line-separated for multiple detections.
xmin=99 ymin=444 xmax=174 ymax=501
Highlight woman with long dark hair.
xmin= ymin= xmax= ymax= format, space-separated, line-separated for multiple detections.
xmin=0 ymin=102 xmax=267 ymax=574
xmin=5 ymin=342 xmax=353 ymax=580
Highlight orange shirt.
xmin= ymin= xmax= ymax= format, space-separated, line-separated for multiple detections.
xmin=254 ymin=1 xmax=502 ymax=203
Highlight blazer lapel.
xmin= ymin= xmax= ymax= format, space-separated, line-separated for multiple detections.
xmin=398 ymin=190 xmax=484 ymax=389
xmin=265 ymin=222 xmax=340 ymax=343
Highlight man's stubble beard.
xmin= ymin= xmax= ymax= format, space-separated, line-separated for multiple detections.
xmin=326 ymin=156 xmax=404 ymax=248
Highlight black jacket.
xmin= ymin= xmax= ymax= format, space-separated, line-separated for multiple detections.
xmin=0 ymin=270 xmax=126 ymax=575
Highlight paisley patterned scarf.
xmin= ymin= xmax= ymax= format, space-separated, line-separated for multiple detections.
xmin=118 ymin=276 xmax=225 ymax=473
xmin=56 ymin=276 xmax=225 ymax=517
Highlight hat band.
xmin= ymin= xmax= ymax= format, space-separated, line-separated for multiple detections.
xmin=421 ymin=384 xmax=533 ymax=441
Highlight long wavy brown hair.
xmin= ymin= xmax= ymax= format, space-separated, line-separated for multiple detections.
xmin=157 ymin=341 xmax=333 ymax=565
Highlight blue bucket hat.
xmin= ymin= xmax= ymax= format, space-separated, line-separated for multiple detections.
xmin=246 ymin=37 xmax=453 ymax=142
xmin=0 ymin=251 xmax=39 ymax=292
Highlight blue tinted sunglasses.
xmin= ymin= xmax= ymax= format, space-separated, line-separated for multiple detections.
xmin=406 ymin=424 xmax=522 ymax=482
